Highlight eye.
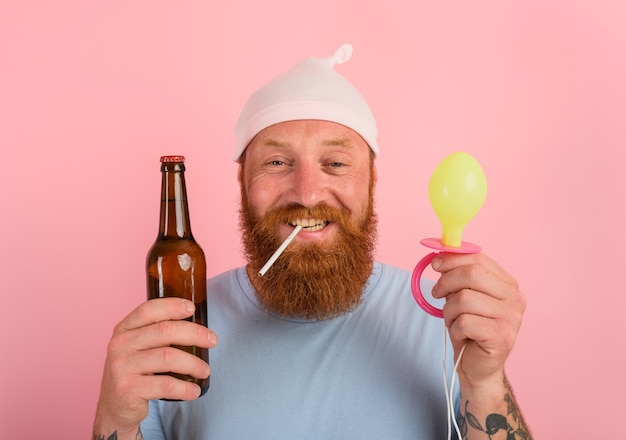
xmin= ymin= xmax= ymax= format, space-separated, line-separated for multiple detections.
xmin=328 ymin=162 xmax=346 ymax=168
xmin=268 ymin=160 xmax=285 ymax=166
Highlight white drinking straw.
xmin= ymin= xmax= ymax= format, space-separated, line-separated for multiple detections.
xmin=258 ymin=225 xmax=303 ymax=277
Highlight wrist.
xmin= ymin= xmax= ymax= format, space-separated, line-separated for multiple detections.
xmin=93 ymin=424 xmax=142 ymax=440
xmin=93 ymin=413 xmax=143 ymax=440
xmin=459 ymin=369 xmax=507 ymax=405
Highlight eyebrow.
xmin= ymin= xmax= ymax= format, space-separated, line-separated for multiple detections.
xmin=322 ymin=138 xmax=354 ymax=148
xmin=263 ymin=139 xmax=288 ymax=148
xmin=262 ymin=138 xmax=355 ymax=148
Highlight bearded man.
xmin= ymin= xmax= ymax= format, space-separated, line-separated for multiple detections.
xmin=94 ymin=44 xmax=532 ymax=440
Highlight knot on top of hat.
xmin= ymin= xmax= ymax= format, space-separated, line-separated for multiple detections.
xmin=325 ymin=43 xmax=353 ymax=67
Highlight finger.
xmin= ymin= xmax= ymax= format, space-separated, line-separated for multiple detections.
xmin=433 ymin=252 xmax=518 ymax=287
xmin=447 ymin=312 xmax=519 ymax=359
xmin=148 ymin=374 xmax=204 ymax=401
xmin=130 ymin=345 xmax=211 ymax=379
xmin=432 ymin=257 xmax=516 ymax=302
xmin=118 ymin=298 xmax=196 ymax=332
xmin=433 ymin=264 xmax=505 ymax=302
xmin=442 ymin=288 xmax=503 ymax=327
xmin=124 ymin=371 xmax=206 ymax=402
xmin=442 ymin=286 xmax=524 ymax=341
xmin=130 ymin=319 xmax=217 ymax=352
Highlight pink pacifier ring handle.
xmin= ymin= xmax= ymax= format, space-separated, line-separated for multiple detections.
xmin=411 ymin=238 xmax=482 ymax=319
xmin=412 ymin=252 xmax=443 ymax=318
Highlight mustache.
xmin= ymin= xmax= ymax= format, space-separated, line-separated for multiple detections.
xmin=259 ymin=203 xmax=351 ymax=228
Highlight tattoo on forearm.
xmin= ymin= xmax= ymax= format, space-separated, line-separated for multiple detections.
xmin=93 ymin=433 xmax=117 ymax=440
xmin=93 ymin=426 xmax=143 ymax=440
xmin=459 ymin=378 xmax=532 ymax=440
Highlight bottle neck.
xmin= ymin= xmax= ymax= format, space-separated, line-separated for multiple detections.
xmin=158 ymin=162 xmax=193 ymax=239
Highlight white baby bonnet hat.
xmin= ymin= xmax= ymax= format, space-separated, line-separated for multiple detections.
xmin=233 ymin=44 xmax=379 ymax=161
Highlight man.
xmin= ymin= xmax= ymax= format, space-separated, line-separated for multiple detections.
xmin=94 ymin=44 xmax=531 ymax=440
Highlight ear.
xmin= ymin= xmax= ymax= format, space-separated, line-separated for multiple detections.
xmin=371 ymin=162 xmax=378 ymax=185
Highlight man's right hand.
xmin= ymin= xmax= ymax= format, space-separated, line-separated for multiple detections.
xmin=93 ymin=297 xmax=217 ymax=439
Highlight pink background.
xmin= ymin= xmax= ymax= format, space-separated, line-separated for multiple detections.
xmin=1 ymin=1 xmax=624 ymax=438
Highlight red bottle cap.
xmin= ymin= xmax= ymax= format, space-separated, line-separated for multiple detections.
xmin=160 ymin=155 xmax=186 ymax=163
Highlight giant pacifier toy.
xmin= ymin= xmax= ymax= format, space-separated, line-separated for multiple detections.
xmin=411 ymin=152 xmax=487 ymax=318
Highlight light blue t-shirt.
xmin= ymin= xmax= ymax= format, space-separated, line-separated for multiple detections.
xmin=141 ymin=262 xmax=458 ymax=439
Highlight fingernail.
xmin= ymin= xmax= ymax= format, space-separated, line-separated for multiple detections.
xmin=208 ymin=331 xmax=217 ymax=345
xmin=431 ymin=282 xmax=440 ymax=299
xmin=432 ymin=255 xmax=443 ymax=270
xmin=183 ymin=300 xmax=195 ymax=314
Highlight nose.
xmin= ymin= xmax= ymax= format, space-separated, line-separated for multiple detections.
xmin=287 ymin=162 xmax=328 ymax=208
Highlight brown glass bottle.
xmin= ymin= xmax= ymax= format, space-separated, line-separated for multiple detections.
xmin=146 ymin=155 xmax=209 ymax=398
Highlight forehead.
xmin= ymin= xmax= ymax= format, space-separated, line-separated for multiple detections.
xmin=247 ymin=120 xmax=370 ymax=155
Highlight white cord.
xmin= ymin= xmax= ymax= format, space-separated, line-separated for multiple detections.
xmin=443 ymin=323 xmax=467 ymax=440
xmin=443 ymin=326 xmax=452 ymax=439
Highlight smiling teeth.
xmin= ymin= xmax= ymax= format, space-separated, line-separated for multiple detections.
xmin=290 ymin=219 xmax=329 ymax=231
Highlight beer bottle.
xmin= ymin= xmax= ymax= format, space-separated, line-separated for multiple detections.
xmin=146 ymin=155 xmax=209 ymax=398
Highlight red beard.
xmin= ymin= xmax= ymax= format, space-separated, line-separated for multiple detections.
xmin=239 ymin=189 xmax=378 ymax=320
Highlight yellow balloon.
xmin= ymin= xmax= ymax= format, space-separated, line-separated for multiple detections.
xmin=428 ymin=152 xmax=487 ymax=247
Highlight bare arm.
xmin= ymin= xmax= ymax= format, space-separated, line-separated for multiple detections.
xmin=432 ymin=253 xmax=533 ymax=440
xmin=92 ymin=298 xmax=217 ymax=440
xmin=458 ymin=374 xmax=532 ymax=439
